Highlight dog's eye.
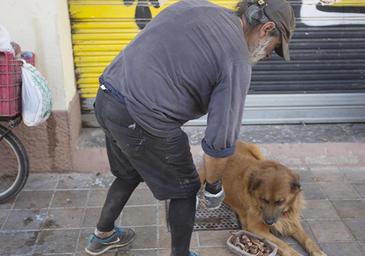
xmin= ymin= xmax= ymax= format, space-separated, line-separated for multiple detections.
xmin=274 ymin=199 xmax=285 ymax=205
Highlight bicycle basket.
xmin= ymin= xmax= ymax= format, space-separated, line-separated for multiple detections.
xmin=0 ymin=51 xmax=22 ymax=118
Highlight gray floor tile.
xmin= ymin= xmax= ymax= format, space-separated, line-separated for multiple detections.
xmin=296 ymin=169 xmax=315 ymax=183
xmin=301 ymin=200 xmax=340 ymax=220
xmin=359 ymin=241 xmax=365 ymax=254
xmin=319 ymin=242 xmax=364 ymax=256
xmin=43 ymin=208 xmax=84 ymax=229
xmin=2 ymin=209 xmax=47 ymax=231
xmin=57 ymin=174 xmax=94 ymax=189
xmin=159 ymin=227 xmax=171 ymax=249
xmin=131 ymin=226 xmax=158 ymax=249
xmin=308 ymin=220 xmax=354 ymax=243
xmin=36 ymin=254 xmax=73 ymax=256
xmin=50 ymin=190 xmax=88 ymax=208
xmin=353 ymin=183 xmax=365 ymax=198
xmin=13 ymin=191 xmax=54 ymax=209
xmin=23 ymin=173 xmax=59 ymax=191
xmin=0 ymin=231 xmax=38 ymax=255
xmin=320 ymin=182 xmax=360 ymax=200
xmin=122 ymin=250 xmax=159 ymax=256
xmin=77 ymin=249 xmax=158 ymax=256
xmin=159 ymin=202 xmax=167 ymax=227
xmin=87 ymin=189 xmax=108 ymax=207
xmin=121 ymin=206 xmax=157 ymax=226
xmin=90 ymin=174 xmax=114 ymax=189
xmin=302 ymin=183 xmax=326 ymax=200
xmin=340 ymin=168 xmax=365 ymax=183
xmin=199 ymin=247 xmax=233 ymax=256
xmin=81 ymin=207 xmax=111 ymax=228
xmin=0 ymin=197 xmax=14 ymax=209
xmin=198 ymin=230 xmax=230 ymax=247
xmin=0 ymin=210 xmax=9 ymax=227
xmin=310 ymin=167 xmax=346 ymax=182
xmin=344 ymin=219 xmax=365 ymax=242
xmin=332 ymin=200 xmax=365 ymax=219
xmin=34 ymin=229 xmax=79 ymax=254
xmin=75 ymin=251 xmax=122 ymax=256
xmin=126 ymin=188 xmax=157 ymax=206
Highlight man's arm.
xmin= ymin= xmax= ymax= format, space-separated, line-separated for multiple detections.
xmin=201 ymin=60 xmax=251 ymax=184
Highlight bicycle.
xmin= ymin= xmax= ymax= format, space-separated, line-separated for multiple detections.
xmin=0 ymin=116 xmax=29 ymax=203
xmin=0 ymin=51 xmax=30 ymax=203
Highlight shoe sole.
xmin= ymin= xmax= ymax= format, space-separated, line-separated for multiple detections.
xmin=84 ymin=235 xmax=135 ymax=256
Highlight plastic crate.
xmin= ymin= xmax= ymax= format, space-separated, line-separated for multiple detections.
xmin=0 ymin=52 xmax=22 ymax=118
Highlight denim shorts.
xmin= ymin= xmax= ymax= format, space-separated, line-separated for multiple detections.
xmin=94 ymin=89 xmax=201 ymax=200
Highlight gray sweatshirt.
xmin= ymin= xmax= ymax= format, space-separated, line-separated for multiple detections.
xmin=101 ymin=0 xmax=252 ymax=157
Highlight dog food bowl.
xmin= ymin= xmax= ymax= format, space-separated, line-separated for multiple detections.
xmin=227 ymin=230 xmax=278 ymax=256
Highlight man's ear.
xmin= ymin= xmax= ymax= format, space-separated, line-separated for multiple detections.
xmin=248 ymin=173 xmax=262 ymax=194
xmin=260 ymin=21 xmax=276 ymax=37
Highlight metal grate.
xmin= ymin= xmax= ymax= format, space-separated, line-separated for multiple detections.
xmin=165 ymin=193 xmax=241 ymax=231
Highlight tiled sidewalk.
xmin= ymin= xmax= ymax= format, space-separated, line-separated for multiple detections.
xmin=1 ymin=123 xmax=365 ymax=256
xmin=1 ymin=165 xmax=364 ymax=256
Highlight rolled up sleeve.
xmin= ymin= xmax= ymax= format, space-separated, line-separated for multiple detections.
xmin=202 ymin=61 xmax=251 ymax=158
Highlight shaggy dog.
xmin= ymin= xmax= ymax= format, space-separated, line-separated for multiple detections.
xmin=199 ymin=141 xmax=326 ymax=256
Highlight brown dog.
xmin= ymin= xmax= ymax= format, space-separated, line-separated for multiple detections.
xmin=199 ymin=141 xmax=326 ymax=256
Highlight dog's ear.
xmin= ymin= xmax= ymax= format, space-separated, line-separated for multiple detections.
xmin=248 ymin=173 xmax=262 ymax=194
xmin=290 ymin=173 xmax=301 ymax=193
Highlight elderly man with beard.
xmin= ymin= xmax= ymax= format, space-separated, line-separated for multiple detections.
xmin=85 ymin=0 xmax=295 ymax=256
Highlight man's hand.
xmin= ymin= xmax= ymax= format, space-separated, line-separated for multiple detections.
xmin=203 ymin=154 xmax=231 ymax=184
xmin=197 ymin=154 xmax=231 ymax=210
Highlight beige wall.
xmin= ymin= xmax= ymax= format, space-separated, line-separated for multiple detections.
xmin=0 ymin=0 xmax=85 ymax=172
xmin=0 ymin=0 xmax=76 ymax=111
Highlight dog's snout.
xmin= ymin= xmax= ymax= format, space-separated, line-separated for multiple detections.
xmin=264 ymin=217 xmax=276 ymax=225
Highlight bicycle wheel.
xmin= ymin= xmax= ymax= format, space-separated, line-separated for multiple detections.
xmin=0 ymin=124 xmax=29 ymax=203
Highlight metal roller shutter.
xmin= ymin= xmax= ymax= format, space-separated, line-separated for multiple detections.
xmin=252 ymin=0 xmax=365 ymax=94
xmin=68 ymin=0 xmax=365 ymax=123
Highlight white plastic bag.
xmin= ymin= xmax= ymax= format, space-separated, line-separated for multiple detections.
xmin=21 ymin=60 xmax=52 ymax=126
xmin=0 ymin=25 xmax=14 ymax=55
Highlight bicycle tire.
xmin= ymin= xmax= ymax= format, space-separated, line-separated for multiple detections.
xmin=0 ymin=125 xmax=29 ymax=203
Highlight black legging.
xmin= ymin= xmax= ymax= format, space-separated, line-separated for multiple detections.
xmin=169 ymin=196 xmax=196 ymax=256
xmin=97 ymin=177 xmax=139 ymax=232
xmin=96 ymin=177 xmax=196 ymax=256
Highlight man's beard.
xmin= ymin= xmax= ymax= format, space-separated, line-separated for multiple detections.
xmin=248 ymin=36 xmax=273 ymax=65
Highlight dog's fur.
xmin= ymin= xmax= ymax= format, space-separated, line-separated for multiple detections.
xmin=199 ymin=141 xmax=326 ymax=256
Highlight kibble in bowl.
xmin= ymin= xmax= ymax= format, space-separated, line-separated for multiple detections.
xmin=227 ymin=230 xmax=278 ymax=256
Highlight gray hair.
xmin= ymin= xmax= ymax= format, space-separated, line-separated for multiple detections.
xmin=236 ymin=0 xmax=280 ymax=37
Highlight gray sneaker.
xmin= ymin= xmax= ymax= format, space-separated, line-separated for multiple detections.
xmin=203 ymin=188 xmax=225 ymax=210
xmin=85 ymin=227 xmax=135 ymax=256
xmin=196 ymin=187 xmax=225 ymax=210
